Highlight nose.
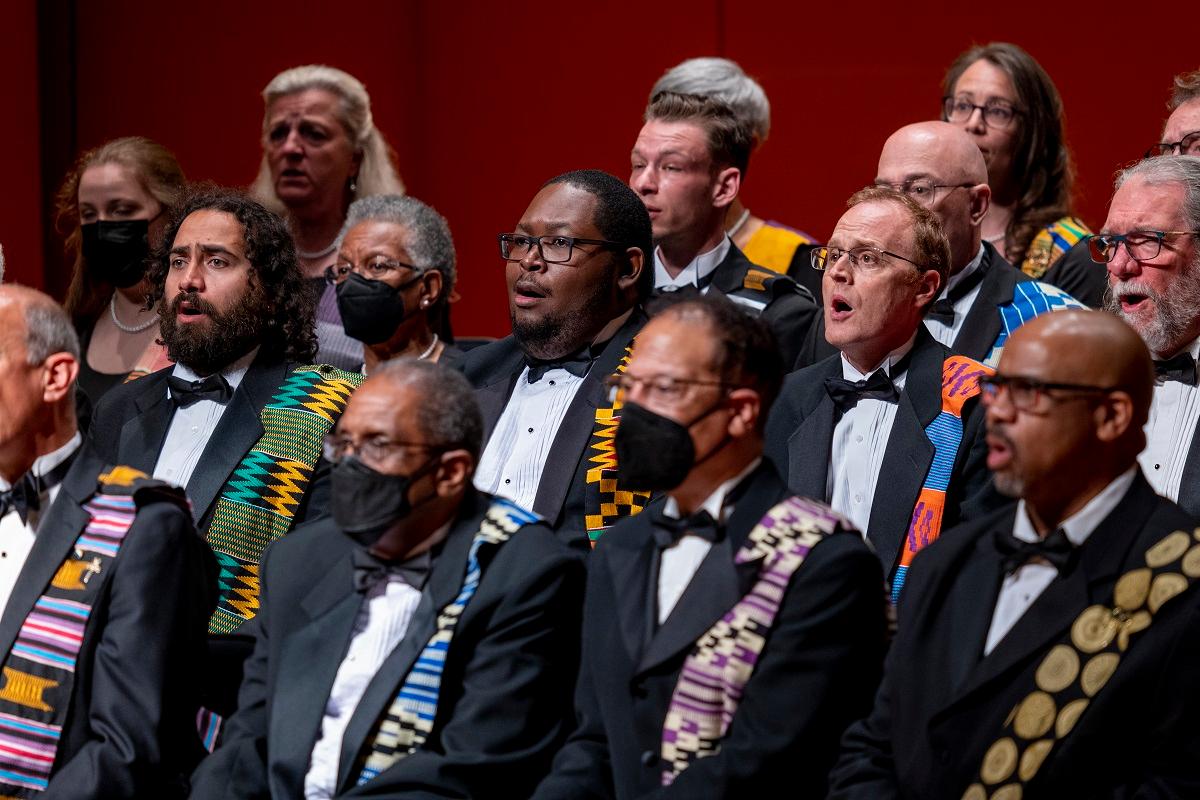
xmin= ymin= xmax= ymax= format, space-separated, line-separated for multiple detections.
xmin=175 ymin=259 xmax=206 ymax=293
xmin=963 ymin=106 xmax=987 ymax=135
xmin=517 ymin=243 xmax=545 ymax=273
xmin=281 ymin=128 xmax=304 ymax=158
xmin=825 ymin=251 xmax=852 ymax=284
xmin=983 ymin=387 xmax=1015 ymax=425
xmin=630 ymin=167 xmax=656 ymax=196
xmin=1106 ymin=245 xmax=1140 ymax=281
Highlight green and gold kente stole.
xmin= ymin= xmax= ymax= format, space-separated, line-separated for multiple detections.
xmin=659 ymin=496 xmax=851 ymax=784
xmin=355 ymin=498 xmax=541 ymax=785
xmin=207 ymin=365 xmax=362 ymax=634
xmin=962 ymin=526 xmax=1200 ymax=800
xmin=1019 ymin=216 xmax=1090 ymax=280
xmin=584 ymin=345 xmax=651 ymax=547
xmin=0 ymin=466 xmax=182 ymax=797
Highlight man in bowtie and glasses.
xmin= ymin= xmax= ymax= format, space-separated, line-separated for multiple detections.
xmin=0 ymin=285 xmax=216 ymax=798
xmin=191 ymin=359 xmax=583 ymax=800
xmin=766 ymin=187 xmax=999 ymax=602
xmin=831 ymin=309 xmax=1200 ymax=799
xmin=465 ymin=169 xmax=652 ymax=550
xmin=1098 ymin=155 xmax=1200 ymax=518
xmin=533 ymin=293 xmax=885 ymax=800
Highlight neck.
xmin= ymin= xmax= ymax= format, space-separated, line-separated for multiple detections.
xmin=668 ymin=441 xmax=759 ymax=517
xmin=365 ymin=325 xmax=438 ymax=372
xmin=656 ymin=220 xmax=726 ymax=278
xmin=114 ymin=279 xmax=154 ymax=308
xmin=290 ymin=211 xmax=346 ymax=278
xmin=0 ymin=412 xmax=76 ymax=483
xmin=842 ymin=331 xmax=914 ymax=376
xmin=951 ymin=237 xmax=983 ymax=276
xmin=724 ymin=199 xmax=761 ymax=250
xmin=1024 ymin=465 xmax=1123 ymax=537
xmin=520 ymin=305 xmax=633 ymax=361
xmin=982 ymin=201 xmax=1014 ymax=246
xmin=369 ymin=493 xmax=459 ymax=562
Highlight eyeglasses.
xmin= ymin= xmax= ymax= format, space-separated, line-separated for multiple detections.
xmin=324 ymin=258 xmax=423 ymax=284
xmin=942 ymin=96 xmax=1021 ymax=129
xmin=810 ymin=246 xmax=925 ymax=273
xmin=1144 ymin=130 xmax=1200 ymax=159
xmin=874 ymin=180 xmax=975 ymax=206
xmin=1085 ymin=230 xmax=1200 ymax=264
xmin=498 ymin=234 xmax=626 ymax=264
xmin=979 ymin=374 xmax=1119 ymax=412
xmin=322 ymin=435 xmax=439 ymax=464
xmin=604 ymin=372 xmax=732 ymax=406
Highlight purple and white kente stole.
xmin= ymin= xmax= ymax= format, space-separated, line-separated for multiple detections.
xmin=659 ymin=495 xmax=852 ymax=785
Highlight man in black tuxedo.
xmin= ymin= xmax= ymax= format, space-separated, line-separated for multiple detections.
xmin=533 ymin=294 xmax=886 ymax=800
xmin=1100 ymin=156 xmax=1200 ymax=518
xmin=830 ymin=309 xmax=1200 ymax=799
xmin=765 ymin=187 xmax=995 ymax=600
xmin=465 ymin=169 xmax=651 ymax=550
xmin=630 ymin=91 xmax=816 ymax=365
xmin=190 ymin=359 xmax=583 ymax=799
xmin=0 ymin=285 xmax=215 ymax=799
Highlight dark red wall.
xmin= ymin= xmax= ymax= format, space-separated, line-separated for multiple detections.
xmin=4 ymin=1 xmax=1196 ymax=334
xmin=0 ymin=1 xmax=44 ymax=287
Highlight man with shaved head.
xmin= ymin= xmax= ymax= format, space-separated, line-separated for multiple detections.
xmin=832 ymin=309 xmax=1200 ymax=799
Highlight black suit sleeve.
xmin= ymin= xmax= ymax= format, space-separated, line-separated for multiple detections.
xmin=762 ymin=373 xmax=804 ymax=479
xmin=762 ymin=290 xmax=818 ymax=369
xmin=1040 ymin=241 xmax=1107 ymax=309
xmin=45 ymin=502 xmax=216 ymax=800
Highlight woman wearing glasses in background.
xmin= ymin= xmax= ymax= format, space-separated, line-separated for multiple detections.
xmin=941 ymin=42 xmax=1107 ymax=307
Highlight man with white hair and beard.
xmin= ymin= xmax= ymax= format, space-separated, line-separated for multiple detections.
xmin=1095 ymin=155 xmax=1200 ymax=516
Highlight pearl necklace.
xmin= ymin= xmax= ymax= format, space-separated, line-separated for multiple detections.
xmin=109 ymin=295 xmax=158 ymax=334
xmin=296 ymin=240 xmax=338 ymax=260
xmin=417 ymin=334 xmax=439 ymax=360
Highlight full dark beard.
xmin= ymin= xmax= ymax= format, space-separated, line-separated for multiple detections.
xmin=511 ymin=263 xmax=617 ymax=360
xmin=158 ymin=287 xmax=267 ymax=375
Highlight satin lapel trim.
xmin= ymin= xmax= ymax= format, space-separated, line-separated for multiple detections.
xmin=786 ymin=361 xmax=840 ymax=501
xmin=605 ymin=519 xmax=657 ymax=666
xmin=118 ymin=376 xmax=174 ymax=473
xmin=531 ymin=372 xmax=604 ymax=525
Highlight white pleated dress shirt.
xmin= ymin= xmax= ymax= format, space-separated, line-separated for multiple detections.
xmin=1139 ymin=338 xmax=1200 ymax=502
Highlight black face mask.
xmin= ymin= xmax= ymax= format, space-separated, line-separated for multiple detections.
xmin=615 ymin=399 xmax=730 ymax=492
xmin=81 ymin=219 xmax=151 ymax=288
xmin=336 ymin=271 xmax=424 ymax=345
xmin=330 ymin=454 xmax=441 ymax=547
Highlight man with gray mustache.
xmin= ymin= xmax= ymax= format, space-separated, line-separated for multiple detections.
xmin=1096 ymin=155 xmax=1200 ymax=516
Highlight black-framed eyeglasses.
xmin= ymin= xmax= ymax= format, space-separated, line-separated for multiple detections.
xmin=1144 ymin=130 xmax=1200 ymax=159
xmin=1085 ymin=230 xmax=1200 ymax=264
xmin=810 ymin=245 xmax=925 ymax=273
xmin=322 ymin=435 xmax=441 ymax=464
xmin=979 ymin=374 xmax=1120 ymax=411
xmin=603 ymin=372 xmax=733 ymax=405
xmin=942 ymin=96 xmax=1021 ymax=129
xmin=874 ymin=179 xmax=975 ymax=206
xmin=324 ymin=258 xmax=424 ymax=285
xmin=498 ymin=234 xmax=626 ymax=264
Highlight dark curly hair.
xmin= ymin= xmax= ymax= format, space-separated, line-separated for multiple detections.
xmin=148 ymin=185 xmax=317 ymax=363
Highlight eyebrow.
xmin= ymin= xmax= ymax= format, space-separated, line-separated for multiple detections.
xmin=169 ymin=243 xmax=240 ymax=257
xmin=514 ymin=222 xmax=575 ymax=234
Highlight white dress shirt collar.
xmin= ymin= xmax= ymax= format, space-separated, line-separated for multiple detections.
xmin=0 ymin=432 xmax=82 ymax=492
xmin=662 ymin=457 xmax=762 ymax=524
xmin=1012 ymin=466 xmax=1138 ymax=546
xmin=168 ymin=346 xmax=258 ymax=396
xmin=839 ymin=334 xmax=916 ymax=389
xmin=654 ymin=235 xmax=732 ymax=290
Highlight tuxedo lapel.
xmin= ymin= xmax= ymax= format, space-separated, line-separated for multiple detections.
xmin=604 ymin=512 xmax=657 ymax=665
xmin=785 ymin=359 xmax=840 ymax=501
xmin=709 ymin=244 xmax=752 ymax=295
xmin=474 ymin=346 xmax=524 ymax=443
xmin=1176 ymin=418 xmax=1200 ymax=518
xmin=117 ymin=372 xmax=174 ymax=473
xmin=951 ymin=246 xmax=1018 ymax=362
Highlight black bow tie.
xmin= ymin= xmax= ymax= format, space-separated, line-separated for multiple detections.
xmin=824 ymin=370 xmax=899 ymax=414
xmin=994 ymin=527 xmax=1076 ymax=575
xmin=0 ymin=473 xmax=41 ymax=526
xmin=925 ymin=260 xmax=989 ymax=325
xmin=654 ymin=283 xmax=705 ymax=298
xmin=649 ymin=505 xmax=723 ymax=549
xmin=526 ymin=349 xmax=594 ymax=383
xmin=1154 ymin=352 xmax=1197 ymax=386
xmin=350 ymin=548 xmax=432 ymax=593
xmin=167 ymin=373 xmax=234 ymax=408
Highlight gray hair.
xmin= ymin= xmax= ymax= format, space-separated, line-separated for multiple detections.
xmin=650 ymin=57 xmax=771 ymax=144
xmin=1116 ymin=156 xmax=1200 ymax=232
xmin=336 ymin=194 xmax=457 ymax=303
xmin=1170 ymin=68 xmax=1200 ymax=110
xmin=4 ymin=286 xmax=81 ymax=364
xmin=373 ymin=359 xmax=483 ymax=459
xmin=250 ymin=65 xmax=405 ymax=214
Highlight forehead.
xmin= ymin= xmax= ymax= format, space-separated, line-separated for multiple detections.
xmin=0 ymin=301 xmax=25 ymax=354
xmin=78 ymin=162 xmax=146 ymax=200
xmin=517 ymin=183 xmax=601 ymax=236
xmin=1164 ymin=98 xmax=1200 ymax=141
xmin=628 ymin=313 xmax=719 ymax=376
xmin=877 ymin=135 xmax=950 ymax=181
xmin=341 ymin=219 xmax=412 ymax=253
xmin=1103 ymin=177 xmax=1188 ymax=231
xmin=952 ymin=58 xmax=1018 ymax=102
xmin=173 ymin=210 xmax=247 ymax=250
xmin=266 ymin=88 xmax=344 ymax=124
xmin=830 ymin=200 xmax=915 ymax=251
xmin=633 ymin=119 xmax=711 ymax=159
xmin=339 ymin=380 xmax=417 ymax=436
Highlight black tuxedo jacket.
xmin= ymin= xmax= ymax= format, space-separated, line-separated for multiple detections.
xmin=765 ymin=327 xmax=997 ymax=580
xmin=189 ymin=489 xmax=585 ymax=800
xmin=1040 ymin=238 xmax=1106 ymax=309
xmin=13 ymin=443 xmax=217 ymax=798
xmin=461 ymin=309 xmax=647 ymax=551
xmin=532 ymin=463 xmax=887 ymax=800
xmin=829 ymin=473 xmax=1200 ymax=799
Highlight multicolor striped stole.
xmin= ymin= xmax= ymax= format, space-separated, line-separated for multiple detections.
xmin=1019 ymin=216 xmax=1091 ymax=280
xmin=355 ymin=498 xmax=540 ymax=785
xmin=207 ymin=365 xmax=363 ymax=634
xmin=0 ymin=466 xmax=185 ymax=797
xmin=982 ymin=282 xmax=1085 ymax=368
xmin=659 ymin=495 xmax=853 ymax=785
xmin=893 ymin=356 xmax=992 ymax=604
xmin=584 ymin=345 xmax=651 ymax=547
xmin=962 ymin=526 xmax=1200 ymax=800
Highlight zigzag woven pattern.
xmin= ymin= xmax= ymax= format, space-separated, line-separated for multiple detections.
xmin=984 ymin=281 xmax=1085 ymax=368
xmin=893 ymin=356 xmax=991 ymax=604
xmin=356 ymin=498 xmax=540 ymax=785
xmin=659 ymin=496 xmax=849 ymax=784
xmin=1019 ymin=216 xmax=1091 ymax=280
xmin=585 ymin=345 xmax=651 ymax=546
xmin=207 ymin=366 xmax=362 ymax=634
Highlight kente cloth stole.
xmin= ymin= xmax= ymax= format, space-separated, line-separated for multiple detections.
xmin=585 ymin=345 xmax=651 ymax=547
xmin=0 ymin=466 xmax=178 ymax=797
xmin=893 ymin=356 xmax=992 ymax=604
xmin=355 ymin=498 xmax=541 ymax=785
xmin=962 ymin=526 xmax=1200 ymax=800
xmin=1019 ymin=216 xmax=1091 ymax=280
xmin=658 ymin=495 xmax=852 ymax=785
xmin=982 ymin=282 xmax=1086 ymax=368
xmin=206 ymin=365 xmax=363 ymax=634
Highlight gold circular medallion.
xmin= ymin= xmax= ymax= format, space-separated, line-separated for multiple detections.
xmin=961 ymin=784 xmax=988 ymax=800
xmin=1035 ymin=645 xmax=1079 ymax=693
xmin=981 ymin=737 xmax=1019 ymax=785
xmin=1018 ymin=739 xmax=1054 ymax=782
xmin=1081 ymin=652 xmax=1120 ymax=697
xmin=1113 ymin=568 xmax=1151 ymax=610
xmin=1146 ymin=531 xmax=1190 ymax=568
xmin=1182 ymin=545 xmax=1200 ymax=577
xmin=992 ymin=784 xmax=1023 ymax=800
xmin=1013 ymin=692 xmax=1056 ymax=740
xmin=1055 ymin=698 xmax=1088 ymax=738
xmin=1149 ymin=572 xmax=1189 ymax=613
xmin=1071 ymin=606 xmax=1116 ymax=653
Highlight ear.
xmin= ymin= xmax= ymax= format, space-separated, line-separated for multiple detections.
xmin=42 ymin=353 xmax=79 ymax=405
xmin=1094 ymin=391 xmax=1135 ymax=443
xmin=725 ymin=387 xmax=762 ymax=438
xmin=617 ymin=247 xmax=645 ymax=295
xmin=915 ymin=268 xmax=941 ymax=311
xmin=435 ymin=449 xmax=475 ymax=497
xmin=419 ymin=270 xmax=444 ymax=309
xmin=711 ymin=166 xmax=741 ymax=210
xmin=969 ymin=183 xmax=991 ymax=227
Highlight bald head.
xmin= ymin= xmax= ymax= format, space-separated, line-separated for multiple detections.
xmin=880 ymin=122 xmax=987 ymax=184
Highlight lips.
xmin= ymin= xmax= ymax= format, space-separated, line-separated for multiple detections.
xmin=828 ymin=294 xmax=854 ymax=322
xmin=512 ymin=280 xmax=549 ymax=309
xmin=986 ymin=433 xmax=1013 ymax=471
xmin=172 ymin=293 xmax=216 ymax=324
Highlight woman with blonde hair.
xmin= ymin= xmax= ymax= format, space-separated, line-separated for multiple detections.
xmin=250 ymin=64 xmax=405 ymax=369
